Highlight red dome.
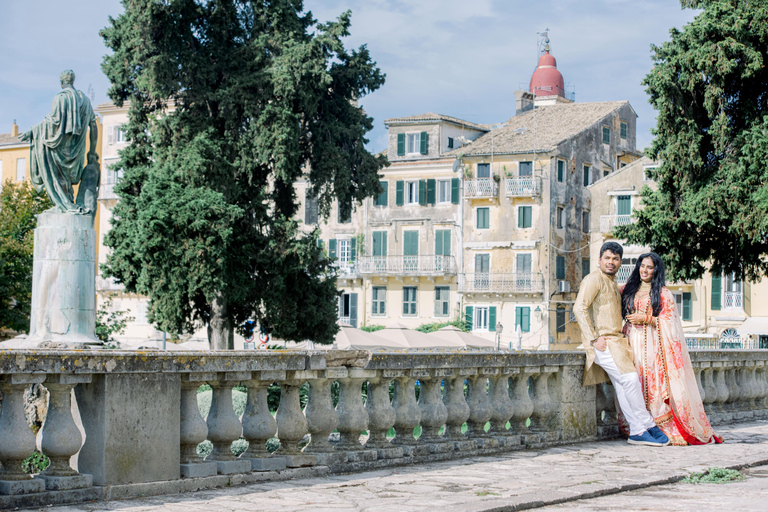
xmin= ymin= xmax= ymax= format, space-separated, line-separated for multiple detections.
xmin=529 ymin=50 xmax=565 ymax=97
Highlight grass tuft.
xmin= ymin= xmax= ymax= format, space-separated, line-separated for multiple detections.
xmin=682 ymin=467 xmax=744 ymax=484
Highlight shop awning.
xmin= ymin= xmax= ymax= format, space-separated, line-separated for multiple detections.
xmin=737 ymin=317 xmax=768 ymax=337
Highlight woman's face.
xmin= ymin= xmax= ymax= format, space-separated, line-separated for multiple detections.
xmin=639 ymin=257 xmax=655 ymax=283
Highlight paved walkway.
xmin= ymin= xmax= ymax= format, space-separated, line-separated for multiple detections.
xmin=38 ymin=421 xmax=768 ymax=512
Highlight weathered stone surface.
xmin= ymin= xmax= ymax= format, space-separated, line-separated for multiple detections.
xmin=323 ymin=349 xmax=371 ymax=368
xmin=247 ymin=456 xmax=286 ymax=471
xmin=179 ymin=462 xmax=217 ymax=478
xmin=0 ymin=477 xmax=45 ymax=495
xmin=38 ymin=473 xmax=92 ymax=491
xmin=214 ymin=459 xmax=251 ymax=475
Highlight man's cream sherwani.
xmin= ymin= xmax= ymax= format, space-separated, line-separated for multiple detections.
xmin=573 ymin=269 xmax=636 ymax=386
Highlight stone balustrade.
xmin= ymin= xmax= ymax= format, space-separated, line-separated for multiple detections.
xmin=0 ymin=348 xmax=766 ymax=508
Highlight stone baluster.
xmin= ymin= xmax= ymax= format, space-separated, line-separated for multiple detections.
xmin=336 ymin=369 xmax=376 ymax=463
xmin=37 ymin=375 xmax=93 ymax=490
xmin=712 ymin=365 xmax=730 ymax=423
xmin=725 ymin=366 xmax=742 ymax=421
xmin=466 ymin=370 xmax=494 ymax=447
xmin=179 ymin=373 xmax=218 ymax=478
xmin=595 ymin=381 xmax=619 ymax=439
xmin=529 ymin=366 xmax=559 ymax=445
xmin=755 ymin=362 xmax=768 ymax=419
xmin=693 ymin=365 xmax=706 ymax=404
xmin=0 ymin=374 xmax=46 ymax=495
xmin=700 ymin=365 xmax=718 ymax=420
xmin=418 ymin=370 xmax=451 ymax=453
xmin=442 ymin=371 xmax=472 ymax=451
xmin=276 ymin=371 xmax=315 ymax=467
xmin=392 ymin=372 xmax=421 ymax=456
xmin=241 ymin=371 xmax=286 ymax=471
xmin=488 ymin=369 xmax=515 ymax=448
xmin=508 ymin=368 xmax=535 ymax=439
xmin=206 ymin=372 xmax=251 ymax=474
xmin=741 ymin=364 xmax=758 ymax=417
xmin=364 ymin=370 xmax=401 ymax=459
xmin=304 ymin=369 xmax=345 ymax=466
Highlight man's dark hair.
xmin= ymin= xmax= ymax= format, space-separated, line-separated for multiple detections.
xmin=599 ymin=241 xmax=623 ymax=258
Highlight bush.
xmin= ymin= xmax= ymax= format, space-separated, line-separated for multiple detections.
xmin=414 ymin=318 xmax=468 ymax=333
xmin=360 ymin=324 xmax=385 ymax=332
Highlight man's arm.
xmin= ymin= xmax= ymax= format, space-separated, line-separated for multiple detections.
xmin=573 ymin=274 xmax=601 ymax=348
xmin=88 ymin=115 xmax=98 ymax=157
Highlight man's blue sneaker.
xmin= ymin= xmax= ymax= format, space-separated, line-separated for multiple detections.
xmin=648 ymin=426 xmax=670 ymax=445
xmin=627 ymin=430 xmax=666 ymax=447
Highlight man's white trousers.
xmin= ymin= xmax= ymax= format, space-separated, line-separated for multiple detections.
xmin=593 ymin=347 xmax=656 ymax=436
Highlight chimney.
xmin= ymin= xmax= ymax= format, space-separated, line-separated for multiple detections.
xmin=11 ymin=119 xmax=18 ymax=137
xmin=514 ymin=90 xmax=534 ymax=116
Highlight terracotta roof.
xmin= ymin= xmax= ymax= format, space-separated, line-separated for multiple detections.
xmin=0 ymin=133 xmax=28 ymax=147
xmin=384 ymin=113 xmax=490 ymax=131
xmin=445 ymin=101 xmax=633 ymax=157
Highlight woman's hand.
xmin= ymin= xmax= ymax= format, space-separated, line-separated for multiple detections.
xmin=626 ymin=311 xmax=647 ymax=325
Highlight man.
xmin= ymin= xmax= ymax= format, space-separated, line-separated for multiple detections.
xmin=21 ymin=69 xmax=99 ymax=215
xmin=573 ymin=241 xmax=669 ymax=447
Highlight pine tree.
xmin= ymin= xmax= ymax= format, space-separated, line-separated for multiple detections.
xmin=100 ymin=0 xmax=386 ymax=348
xmin=619 ymin=0 xmax=768 ymax=281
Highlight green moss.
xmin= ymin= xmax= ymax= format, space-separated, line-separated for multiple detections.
xmin=683 ymin=467 xmax=744 ymax=484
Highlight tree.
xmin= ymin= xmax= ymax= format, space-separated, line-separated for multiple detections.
xmin=95 ymin=294 xmax=135 ymax=346
xmin=100 ymin=0 xmax=386 ymax=348
xmin=0 ymin=181 xmax=52 ymax=332
xmin=619 ymin=0 xmax=768 ymax=281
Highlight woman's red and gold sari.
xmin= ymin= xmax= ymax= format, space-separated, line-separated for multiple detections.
xmin=623 ymin=282 xmax=723 ymax=445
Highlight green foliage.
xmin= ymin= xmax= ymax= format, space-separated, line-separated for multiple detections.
xmin=0 ymin=181 xmax=52 ymax=332
xmin=95 ymin=294 xmax=135 ymax=345
xmin=414 ymin=318 xmax=468 ymax=333
xmin=620 ymin=0 xmax=768 ymax=281
xmin=360 ymin=324 xmax=385 ymax=332
xmin=22 ymin=451 xmax=50 ymax=474
xmin=682 ymin=467 xmax=744 ymax=484
xmin=99 ymin=0 xmax=387 ymax=346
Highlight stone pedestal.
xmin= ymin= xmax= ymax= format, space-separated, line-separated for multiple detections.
xmin=27 ymin=211 xmax=100 ymax=345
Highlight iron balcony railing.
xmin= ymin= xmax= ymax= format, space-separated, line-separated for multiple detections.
xmin=600 ymin=214 xmax=635 ymax=233
xmin=459 ymin=272 xmax=545 ymax=294
xmin=357 ymin=255 xmax=457 ymax=276
xmin=98 ymin=183 xmax=119 ymax=201
xmin=333 ymin=261 xmax=359 ymax=279
xmin=724 ymin=291 xmax=743 ymax=310
xmin=464 ymin=178 xmax=497 ymax=198
xmin=615 ymin=266 xmax=632 ymax=285
xmin=504 ymin=177 xmax=540 ymax=197
xmin=95 ymin=275 xmax=123 ymax=292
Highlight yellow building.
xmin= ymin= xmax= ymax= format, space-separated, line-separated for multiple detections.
xmin=0 ymin=121 xmax=30 ymax=188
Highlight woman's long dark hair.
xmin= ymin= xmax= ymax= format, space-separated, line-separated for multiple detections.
xmin=621 ymin=252 xmax=666 ymax=318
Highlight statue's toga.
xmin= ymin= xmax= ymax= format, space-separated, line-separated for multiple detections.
xmin=20 ymin=69 xmax=100 ymax=215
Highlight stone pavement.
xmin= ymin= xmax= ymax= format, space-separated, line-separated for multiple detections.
xmin=31 ymin=421 xmax=768 ymax=512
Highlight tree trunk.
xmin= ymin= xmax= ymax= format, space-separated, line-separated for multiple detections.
xmin=207 ymin=294 xmax=232 ymax=350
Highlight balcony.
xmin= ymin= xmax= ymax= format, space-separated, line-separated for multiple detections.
xmin=333 ymin=262 xmax=359 ymax=279
xmin=600 ymin=214 xmax=636 ymax=233
xmin=724 ymin=291 xmax=743 ymax=310
xmin=464 ymin=178 xmax=497 ymax=199
xmin=96 ymin=275 xmax=124 ymax=292
xmin=504 ymin=177 xmax=540 ymax=197
xmin=459 ymin=272 xmax=545 ymax=294
xmin=98 ymin=183 xmax=119 ymax=201
xmin=615 ymin=266 xmax=632 ymax=285
xmin=358 ymin=255 xmax=457 ymax=276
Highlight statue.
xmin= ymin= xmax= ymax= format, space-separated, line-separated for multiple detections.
xmin=20 ymin=69 xmax=100 ymax=216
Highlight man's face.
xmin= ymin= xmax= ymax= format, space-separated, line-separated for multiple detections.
xmin=599 ymin=250 xmax=621 ymax=276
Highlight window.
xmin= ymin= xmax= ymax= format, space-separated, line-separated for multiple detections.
xmin=582 ymin=257 xmax=590 ymax=278
xmin=106 ymin=167 xmax=124 ymax=185
xmin=437 ymin=179 xmax=451 ymax=203
xmin=403 ymin=230 xmax=419 ymax=256
xmin=406 ymin=133 xmax=420 ymax=154
xmin=403 ymin=131 xmax=428 ymax=155
xmin=339 ymin=292 xmax=358 ymax=327
xmin=372 ymin=287 xmax=386 ymax=316
xmin=374 ymin=181 xmax=388 ymax=207
xmin=434 ymin=229 xmax=451 ymax=256
xmin=372 ymin=231 xmax=387 ymax=256
xmin=403 ymin=287 xmax=417 ymax=316
xmin=556 ymin=305 xmax=566 ymax=333
xmin=304 ymin=190 xmax=318 ymax=224
xmin=406 ymin=181 xmax=419 ymax=204
xmin=338 ymin=202 xmax=352 ymax=223
xmin=136 ymin=301 xmax=149 ymax=326
xmin=477 ymin=163 xmax=491 ymax=178
xmin=556 ymin=255 xmax=565 ymax=280
xmin=337 ymin=239 xmax=351 ymax=264
xmin=108 ymin=125 xmax=127 ymax=145
xmin=602 ymin=126 xmax=610 ymax=144
xmin=603 ymin=168 xmax=610 ymax=177
xmin=620 ymin=121 xmax=628 ymax=140
xmin=435 ymin=286 xmax=450 ymax=317
xmin=519 ymin=161 xmax=533 ymax=177
xmin=447 ymin=137 xmax=454 ymax=149
xmin=644 ymin=166 xmax=657 ymax=181
xmin=515 ymin=306 xmax=530 ymax=332
xmin=477 ymin=207 xmax=490 ymax=229
xmin=556 ymin=206 xmax=565 ymax=229
xmin=617 ymin=195 xmax=631 ymax=216
xmin=475 ymin=253 xmax=490 ymax=273
xmin=582 ymin=211 xmax=590 ymax=233
xmin=16 ymin=158 xmax=26 ymax=181
xmin=474 ymin=306 xmax=489 ymax=331
xmin=557 ymin=159 xmax=565 ymax=183
xmin=518 ymin=206 xmax=532 ymax=228
xmin=583 ymin=165 xmax=591 ymax=187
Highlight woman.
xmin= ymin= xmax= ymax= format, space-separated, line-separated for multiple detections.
xmin=621 ymin=252 xmax=723 ymax=445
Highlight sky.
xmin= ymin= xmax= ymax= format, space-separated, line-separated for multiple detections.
xmin=0 ymin=0 xmax=698 ymax=152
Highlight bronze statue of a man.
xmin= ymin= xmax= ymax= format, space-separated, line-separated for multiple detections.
xmin=21 ymin=70 xmax=100 ymax=215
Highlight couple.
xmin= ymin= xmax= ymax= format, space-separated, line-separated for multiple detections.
xmin=574 ymin=241 xmax=722 ymax=446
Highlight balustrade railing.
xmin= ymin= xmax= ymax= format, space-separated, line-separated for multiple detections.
xmin=600 ymin=214 xmax=635 ymax=233
xmin=357 ymin=255 xmax=457 ymax=275
xmin=504 ymin=177 xmax=540 ymax=197
xmin=464 ymin=178 xmax=497 ymax=198
xmin=459 ymin=272 xmax=545 ymax=294
xmin=724 ymin=291 xmax=743 ymax=310
xmin=0 ymin=348 xmax=766 ymax=508
xmin=98 ymin=183 xmax=119 ymax=201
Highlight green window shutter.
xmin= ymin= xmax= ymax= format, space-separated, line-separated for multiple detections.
xmin=477 ymin=208 xmax=489 ymax=229
xmin=556 ymin=256 xmax=565 ymax=280
xmin=466 ymin=306 xmax=474 ymax=331
xmin=329 ymin=239 xmax=337 ymax=260
xmin=617 ymin=196 xmax=631 ymax=216
xmin=419 ymin=179 xmax=426 ymax=205
xmin=583 ymin=166 xmax=590 ymax=187
xmin=376 ymin=181 xmax=388 ymax=206
xmin=557 ymin=160 xmax=564 ymax=182
xmin=602 ymin=126 xmax=610 ymax=144
xmin=397 ymin=133 xmax=405 ymax=156
xmin=522 ymin=307 xmax=530 ymax=332
xmin=443 ymin=230 xmax=451 ymax=256
xmin=451 ymin=177 xmax=459 ymax=204
xmin=582 ymin=258 xmax=590 ymax=278
xmin=682 ymin=292 xmax=692 ymax=321
xmin=382 ymin=232 xmax=388 ymax=256
xmin=489 ymin=306 xmax=497 ymax=332
xmin=426 ymin=179 xmax=436 ymax=205
xmin=350 ymin=293 xmax=358 ymax=328
xmin=420 ymin=131 xmax=428 ymax=155
xmin=372 ymin=231 xmax=381 ymax=256
xmin=620 ymin=122 xmax=628 ymax=139
xmin=711 ymin=275 xmax=721 ymax=311
xmin=350 ymin=237 xmax=356 ymax=261
xmin=556 ymin=306 xmax=566 ymax=333
xmin=395 ymin=180 xmax=404 ymax=206
xmin=404 ymin=230 xmax=419 ymax=255
xmin=518 ymin=206 xmax=532 ymax=228
xmin=435 ymin=230 xmax=443 ymax=256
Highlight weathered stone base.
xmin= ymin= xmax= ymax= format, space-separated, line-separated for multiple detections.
xmin=283 ymin=453 xmax=317 ymax=468
xmin=0 ymin=477 xmax=45 ymax=495
xmin=453 ymin=439 xmax=478 ymax=451
xmin=214 ymin=460 xmax=252 ymax=475
xmin=345 ymin=449 xmax=377 ymax=463
xmin=596 ymin=424 xmax=621 ymax=440
xmin=374 ymin=446 xmax=404 ymax=459
xmin=309 ymin=452 xmax=346 ymax=467
xmin=180 ymin=462 xmax=218 ymax=478
xmin=38 ymin=474 xmax=93 ymax=491
xmin=474 ymin=436 xmax=498 ymax=449
xmin=495 ymin=435 xmax=523 ymax=449
xmin=427 ymin=440 xmax=453 ymax=454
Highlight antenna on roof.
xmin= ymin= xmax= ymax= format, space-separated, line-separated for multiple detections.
xmin=536 ymin=28 xmax=550 ymax=57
